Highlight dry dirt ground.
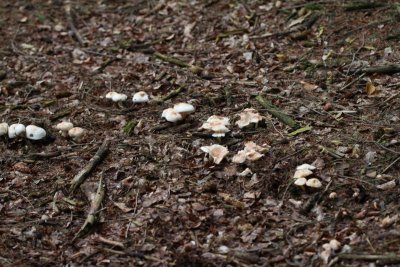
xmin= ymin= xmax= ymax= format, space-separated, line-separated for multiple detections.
xmin=1 ymin=0 xmax=400 ymax=266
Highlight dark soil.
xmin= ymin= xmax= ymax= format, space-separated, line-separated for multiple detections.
xmin=1 ymin=0 xmax=400 ymax=266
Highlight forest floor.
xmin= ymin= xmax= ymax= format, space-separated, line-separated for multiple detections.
xmin=1 ymin=0 xmax=400 ymax=266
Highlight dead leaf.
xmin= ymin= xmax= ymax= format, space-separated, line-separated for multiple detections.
xmin=113 ymin=202 xmax=134 ymax=213
xmin=300 ymin=81 xmax=319 ymax=91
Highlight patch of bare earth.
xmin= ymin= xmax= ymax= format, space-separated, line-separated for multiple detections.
xmin=1 ymin=0 xmax=400 ymax=266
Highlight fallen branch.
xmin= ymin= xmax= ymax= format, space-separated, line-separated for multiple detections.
xmin=64 ymin=0 xmax=86 ymax=46
xmin=161 ymin=85 xmax=185 ymax=102
xmin=154 ymin=52 xmax=202 ymax=74
xmin=354 ymin=64 xmax=400 ymax=75
xmin=338 ymin=253 xmax=400 ymax=263
xmin=256 ymin=95 xmax=300 ymax=130
xmin=73 ymin=176 xmax=105 ymax=240
xmin=70 ymin=140 xmax=109 ymax=192
xmin=92 ymin=57 xmax=120 ymax=74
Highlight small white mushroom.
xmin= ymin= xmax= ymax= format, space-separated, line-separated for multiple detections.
xmin=293 ymin=169 xmax=313 ymax=179
xmin=236 ymin=108 xmax=265 ymax=128
xmin=0 ymin=122 xmax=8 ymax=136
xmin=26 ymin=125 xmax=46 ymax=140
xmin=55 ymin=121 xmax=74 ymax=136
xmin=106 ymin=92 xmax=127 ymax=102
xmin=294 ymin=177 xmax=307 ymax=186
xmin=200 ymin=144 xmax=229 ymax=164
xmin=200 ymin=116 xmax=230 ymax=137
xmin=8 ymin=123 xmax=26 ymax=138
xmin=232 ymin=141 xmax=269 ymax=163
xmin=306 ymin=178 xmax=322 ymax=188
xmin=173 ymin=103 xmax=195 ymax=117
xmin=296 ymin=163 xmax=316 ymax=171
xmin=206 ymin=115 xmax=230 ymax=126
xmin=161 ymin=108 xmax=183 ymax=122
xmin=329 ymin=239 xmax=341 ymax=251
xmin=132 ymin=91 xmax=149 ymax=103
xmin=68 ymin=127 xmax=85 ymax=140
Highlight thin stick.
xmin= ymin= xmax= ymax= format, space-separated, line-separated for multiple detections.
xmin=64 ymin=0 xmax=86 ymax=46
xmin=73 ymin=176 xmax=105 ymax=240
xmin=338 ymin=253 xmax=400 ymax=263
xmin=382 ymin=156 xmax=400 ymax=174
xmin=70 ymin=140 xmax=109 ymax=192
xmin=256 ymin=95 xmax=300 ymax=130
xmin=96 ymin=235 xmax=124 ymax=248
xmin=154 ymin=52 xmax=202 ymax=74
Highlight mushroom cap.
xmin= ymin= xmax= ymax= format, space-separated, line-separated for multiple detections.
xmin=293 ymin=169 xmax=313 ymax=179
xmin=110 ymin=92 xmax=128 ymax=102
xmin=161 ymin=108 xmax=183 ymax=122
xmin=206 ymin=115 xmax=230 ymax=126
xmin=106 ymin=91 xmax=117 ymax=99
xmin=200 ymin=144 xmax=229 ymax=164
xmin=55 ymin=121 xmax=74 ymax=132
xmin=294 ymin=177 xmax=307 ymax=186
xmin=244 ymin=141 xmax=269 ymax=153
xmin=68 ymin=127 xmax=85 ymax=139
xmin=236 ymin=108 xmax=265 ymax=128
xmin=232 ymin=150 xmax=247 ymax=164
xmin=296 ymin=163 xmax=316 ymax=171
xmin=306 ymin=178 xmax=322 ymax=188
xmin=173 ymin=103 xmax=195 ymax=114
xmin=8 ymin=123 xmax=26 ymax=138
xmin=245 ymin=150 xmax=264 ymax=161
xmin=200 ymin=121 xmax=230 ymax=137
xmin=0 ymin=122 xmax=8 ymax=136
xmin=26 ymin=125 xmax=47 ymax=140
xmin=132 ymin=91 xmax=149 ymax=103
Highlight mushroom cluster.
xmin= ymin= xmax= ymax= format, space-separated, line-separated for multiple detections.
xmin=104 ymin=91 xmax=150 ymax=104
xmin=200 ymin=144 xmax=229 ymax=164
xmin=162 ymin=103 xmax=195 ymax=122
xmin=0 ymin=122 xmax=47 ymax=140
xmin=199 ymin=115 xmax=230 ymax=137
xmin=55 ymin=121 xmax=85 ymax=140
xmin=236 ymin=109 xmax=265 ymax=129
xmin=293 ymin=164 xmax=322 ymax=188
xmin=232 ymin=141 xmax=269 ymax=163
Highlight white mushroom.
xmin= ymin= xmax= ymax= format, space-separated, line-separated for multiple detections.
xmin=55 ymin=121 xmax=74 ymax=136
xmin=296 ymin=163 xmax=316 ymax=171
xmin=68 ymin=127 xmax=85 ymax=140
xmin=161 ymin=108 xmax=183 ymax=122
xmin=173 ymin=103 xmax=195 ymax=117
xmin=206 ymin=115 xmax=230 ymax=126
xmin=106 ymin=92 xmax=127 ymax=102
xmin=232 ymin=150 xmax=247 ymax=164
xmin=294 ymin=177 xmax=307 ymax=186
xmin=200 ymin=116 xmax=230 ymax=137
xmin=132 ymin=91 xmax=149 ymax=103
xmin=8 ymin=123 xmax=26 ymax=138
xmin=236 ymin=108 xmax=265 ymax=128
xmin=0 ymin=122 xmax=8 ymax=136
xmin=232 ymin=141 xmax=269 ymax=163
xmin=26 ymin=125 xmax=46 ymax=140
xmin=200 ymin=144 xmax=229 ymax=164
xmin=293 ymin=169 xmax=313 ymax=179
xmin=306 ymin=178 xmax=322 ymax=188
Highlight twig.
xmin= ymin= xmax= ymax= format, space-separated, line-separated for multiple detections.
xmin=154 ymin=52 xmax=202 ymax=74
xmin=96 ymin=235 xmax=124 ymax=248
xmin=339 ymin=73 xmax=366 ymax=91
xmin=73 ymin=176 xmax=105 ymax=240
xmin=357 ymin=64 xmax=400 ymax=75
xmin=256 ymin=95 xmax=300 ymax=130
xmin=161 ymin=85 xmax=185 ymax=102
xmin=382 ymin=156 xmax=400 ymax=174
xmin=338 ymin=253 xmax=400 ymax=263
xmin=92 ymin=57 xmax=120 ymax=74
xmin=64 ymin=0 xmax=86 ymax=46
xmin=70 ymin=140 xmax=109 ymax=192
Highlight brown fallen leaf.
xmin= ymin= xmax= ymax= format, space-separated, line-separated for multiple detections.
xmin=300 ymin=80 xmax=319 ymax=91
xmin=113 ymin=202 xmax=134 ymax=213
